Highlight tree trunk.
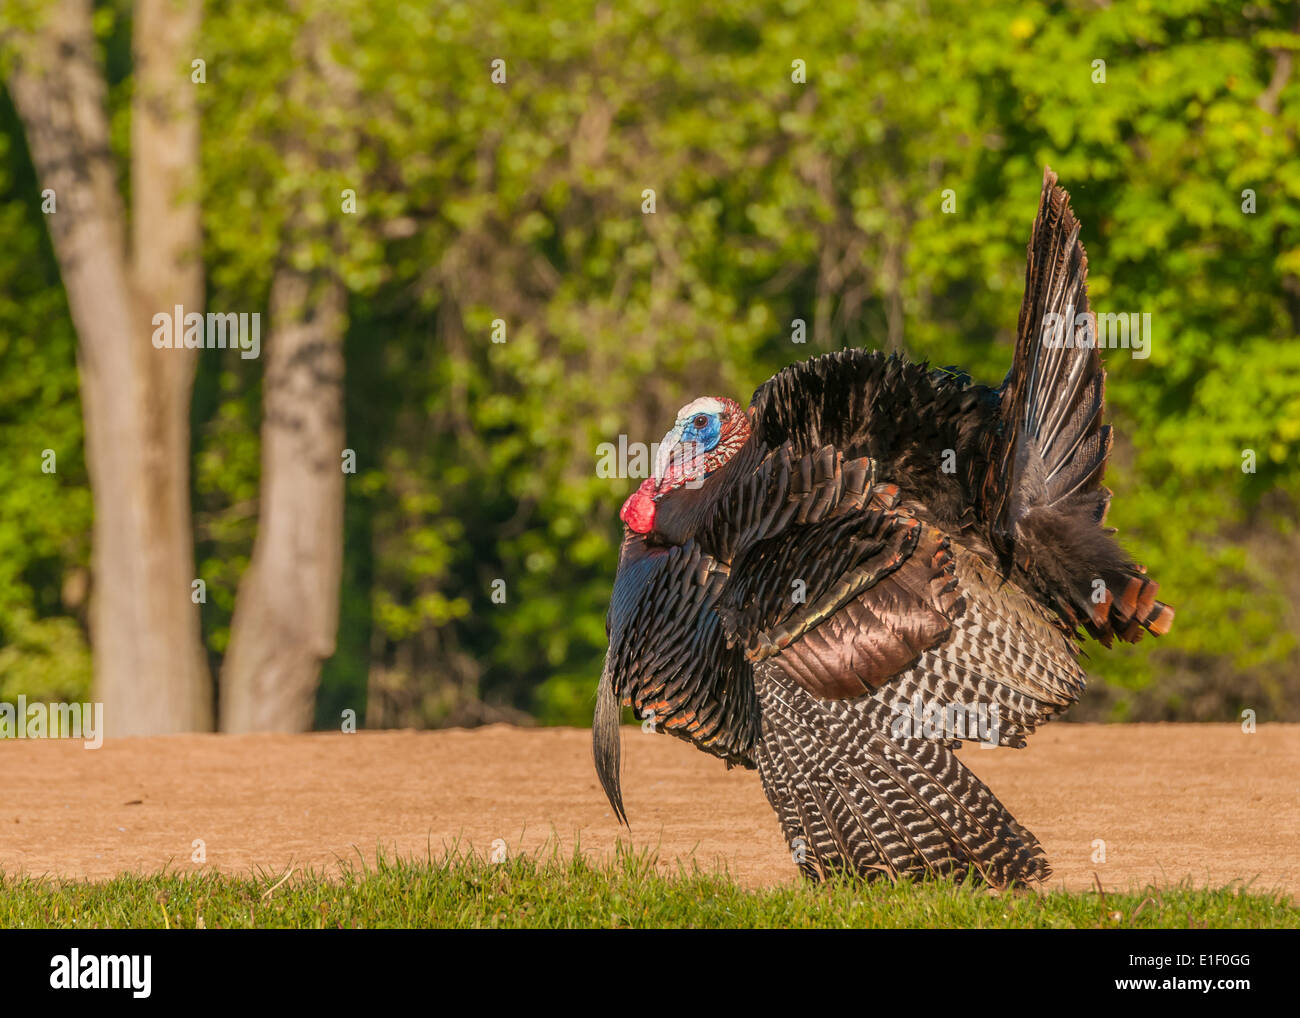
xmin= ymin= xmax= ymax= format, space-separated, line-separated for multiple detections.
xmin=219 ymin=270 xmax=346 ymax=732
xmin=218 ymin=5 xmax=356 ymax=733
xmin=6 ymin=0 xmax=211 ymax=734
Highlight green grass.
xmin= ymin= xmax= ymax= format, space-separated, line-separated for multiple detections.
xmin=1 ymin=846 xmax=1295 ymax=929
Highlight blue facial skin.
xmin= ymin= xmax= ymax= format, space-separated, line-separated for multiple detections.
xmin=680 ymin=412 xmax=721 ymax=453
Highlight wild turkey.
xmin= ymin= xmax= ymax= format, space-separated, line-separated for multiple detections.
xmin=593 ymin=168 xmax=1173 ymax=886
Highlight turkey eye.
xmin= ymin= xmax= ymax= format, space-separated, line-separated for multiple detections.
xmin=693 ymin=415 xmax=709 ymax=429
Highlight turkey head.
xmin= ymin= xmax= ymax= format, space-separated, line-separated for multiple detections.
xmin=619 ymin=397 xmax=750 ymax=537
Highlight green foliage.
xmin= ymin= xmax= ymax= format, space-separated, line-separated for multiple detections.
xmin=3 ymin=0 xmax=1300 ymax=723
xmin=0 ymin=91 xmax=92 ymax=704
xmin=0 ymin=848 xmax=1294 ymax=928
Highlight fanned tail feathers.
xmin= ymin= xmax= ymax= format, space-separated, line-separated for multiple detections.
xmin=987 ymin=167 xmax=1173 ymax=645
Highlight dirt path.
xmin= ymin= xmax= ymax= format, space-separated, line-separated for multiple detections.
xmin=1 ymin=724 xmax=1296 ymax=896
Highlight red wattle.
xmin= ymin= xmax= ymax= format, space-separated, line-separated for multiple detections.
xmin=620 ymin=479 xmax=658 ymax=533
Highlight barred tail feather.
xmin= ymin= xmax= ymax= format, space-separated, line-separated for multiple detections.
xmin=755 ymin=664 xmax=1049 ymax=887
xmin=986 ymin=166 xmax=1173 ymax=644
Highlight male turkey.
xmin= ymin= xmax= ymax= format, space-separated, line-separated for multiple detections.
xmin=593 ymin=168 xmax=1173 ymax=886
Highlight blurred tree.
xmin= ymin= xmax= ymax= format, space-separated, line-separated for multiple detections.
xmin=326 ymin=0 xmax=1300 ymax=725
xmin=2 ymin=0 xmax=211 ymax=733
xmin=3 ymin=0 xmax=1299 ymax=729
xmin=216 ymin=4 xmax=354 ymax=732
xmin=0 ymin=88 xmax=92 ymax=704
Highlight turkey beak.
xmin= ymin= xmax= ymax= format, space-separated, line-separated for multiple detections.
xmin=593 ymin=655 xmax=628 ymax=826
xmin=653 ymin=425 xmax=683 ymax=485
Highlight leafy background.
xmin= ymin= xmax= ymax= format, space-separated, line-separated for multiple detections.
xmin=2 ymin=0 xmax=1299 ymax=725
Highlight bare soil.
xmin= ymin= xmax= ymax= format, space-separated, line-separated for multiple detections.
xmin=1 ymin=723 xmax=1296 ymax=897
